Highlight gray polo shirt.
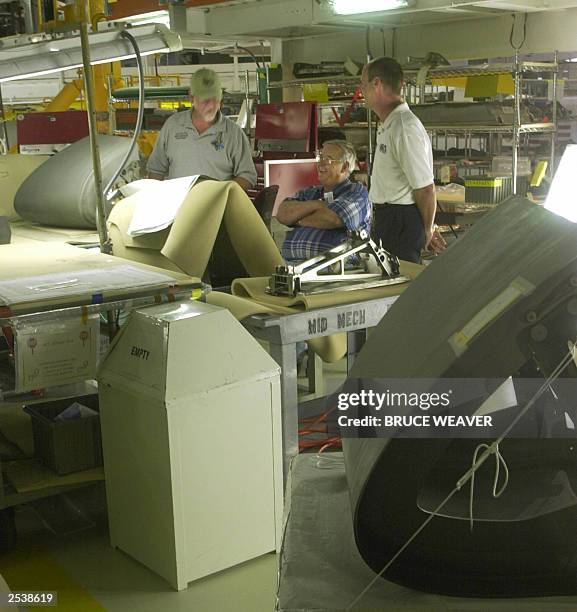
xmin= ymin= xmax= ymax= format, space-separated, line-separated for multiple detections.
xmin=146 ymin=110 xmax=257 ymax=185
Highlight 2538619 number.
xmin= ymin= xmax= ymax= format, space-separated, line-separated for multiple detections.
xmin=5 ymin=592 xmax=57 ymax=606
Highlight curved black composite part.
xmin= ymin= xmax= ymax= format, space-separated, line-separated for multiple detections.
xmin=14 ymin=135 xmax=133 ymax=229
xmin=343 ymin=196 xmax=577 ymax=597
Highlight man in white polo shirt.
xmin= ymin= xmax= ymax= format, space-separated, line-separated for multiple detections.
xmin=360 ymin=57 xmax=444 ymax=263
xmin=147 ymin=68 xmax=257 ymax=190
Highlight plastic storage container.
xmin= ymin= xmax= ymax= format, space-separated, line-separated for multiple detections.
xmin=491 ymin=156 xmax=531 ymax=177
xmin=23 ymin=394 xmax=102 ymax=475
xmin=465 ymin=175 xmax=530 ymax=205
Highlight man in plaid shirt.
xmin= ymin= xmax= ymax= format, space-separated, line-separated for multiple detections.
xmin=275 ymin=140 xmax=371 ymax=263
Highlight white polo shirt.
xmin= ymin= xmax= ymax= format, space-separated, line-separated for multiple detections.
xmin=369 ymin=102 xmax=434 ymax=205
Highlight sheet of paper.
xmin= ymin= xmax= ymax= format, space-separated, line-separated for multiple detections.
xmin=14 ymin=315 xmax=99 ymax=392
xmin=0 ymin=263 xmax=176 ymax=305
xmin=118 ymin=178 xmax=159 ymax=197
xmin=126 ymin=175 xmax=200 ymax=236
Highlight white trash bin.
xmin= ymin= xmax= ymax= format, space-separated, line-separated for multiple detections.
xmin=98 ymin=300 xmax=283 ymax=590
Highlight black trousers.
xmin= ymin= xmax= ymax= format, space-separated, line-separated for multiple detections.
xmin=372 ymin=203 xmax=425 ymax=264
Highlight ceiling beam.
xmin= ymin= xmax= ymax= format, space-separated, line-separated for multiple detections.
xmin=313 ymin=0 xmax=577 ymax=24
xmin=199 ymin=0 xmax=314 ymax=36
xmin=186 ymin=0 xmax=577 ymax=40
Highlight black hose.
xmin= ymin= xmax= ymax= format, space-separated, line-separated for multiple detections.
xmin=234 ymin=45 xmax=262 ymax=69
xmin=509 ymin=13 xmax=528 ymax=51
xmin=0 ymin=83 xmax=8 ymax=150
xmin=104 ymin=29 xmax=145 ymax=200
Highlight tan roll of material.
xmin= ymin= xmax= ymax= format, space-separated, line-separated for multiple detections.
xmin=107 ymin=222 xmax=183 ymax=274
xmin=206 ymin=291 xmax=345 ymax=362
xmin=0 ymin=155 xmax=50 ymax=219
xmin=308 ymin=334 xmax=347 ymax=364
xmin=207 ymin=290 xmax=290 ymax=318
xmin=161 ymin=180 xmax=284 ymax=277
xmin=108 ymin=179 xmax=284 ymax=279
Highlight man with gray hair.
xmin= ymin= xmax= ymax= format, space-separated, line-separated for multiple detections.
xmin=275 ymin=139 xmax=371 ymax=262
xmin=147 ymin=68 xmax=257 ymax=189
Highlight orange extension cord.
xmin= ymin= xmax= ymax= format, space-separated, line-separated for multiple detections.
xmin=298 ymin=405 xmax=341 ymax=451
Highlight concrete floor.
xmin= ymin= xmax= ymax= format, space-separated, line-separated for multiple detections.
xmin=1 ymin=485 xmax=278 ymax=612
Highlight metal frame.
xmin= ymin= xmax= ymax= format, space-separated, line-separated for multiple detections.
xmin=242 ymin=294 xmax=399 ymax=482
xmin=0 ymin=287 xmax=201 ymax=328
xmin=513 ymin=50 xmax=521 ymax=193
xmin=423 ymin=123 xmax=555 ymax=134
xmin=79 ymin=4 xmax=108 ymax=253
xmin=265 ymin=61 xmax=560 ymax=90
xmin=267 ymin=233 xmax=404 ymax=297
xmin=0 ymin=279 xmax=203 ymax=320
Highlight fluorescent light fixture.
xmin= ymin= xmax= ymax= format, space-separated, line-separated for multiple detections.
xmin=0 ymin=23 xmax=182 ymax=83
xmin=544 ymin=144 xmax=577 ymax=223
xmin=331 ymin=0 xmax=409 ymax=15
xmin=114 ymin=10 xmax=170 ymax=28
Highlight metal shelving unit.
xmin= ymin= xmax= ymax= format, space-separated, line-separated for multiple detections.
xmin=267 ymin=53 xmax=559 ymax=193
xmin=422 ymin=123 xmax=555 ymax=134
xmin=407 ymin=53 xmax=559 ymax=192
xmin=0 ymin=272 xmax=205 ymax=547
xmin=404 ymin=60 xmax=559 ymax=80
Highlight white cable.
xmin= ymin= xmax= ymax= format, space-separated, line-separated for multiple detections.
xmin=316 ymin=452 xmax=345 ymax=470
xmin=468 ymin=442 xmax=509 ymax=532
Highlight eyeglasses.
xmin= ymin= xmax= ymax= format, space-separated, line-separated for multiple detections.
xmin=315 ymin=153 xmax=344 ymax=165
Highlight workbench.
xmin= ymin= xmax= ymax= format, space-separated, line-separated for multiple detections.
xmin=207 ymin=260 xmax=422 ymax=484
xmin=0 ymin=243 xmax=203 ymax=548
xmin=243 ymin=293 xmax=401 ymax=481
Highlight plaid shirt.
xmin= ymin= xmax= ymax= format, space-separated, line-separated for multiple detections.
xmin=281 ymin=179 xmax=371 ymax=263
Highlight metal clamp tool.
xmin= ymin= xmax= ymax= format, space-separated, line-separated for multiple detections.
xmin=267 ymin=230 xmax=409 ymax=296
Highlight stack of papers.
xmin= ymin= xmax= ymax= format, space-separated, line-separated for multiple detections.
xmin=123 ymin=175 xmax=200 ymax=236
xmin=54 ymin=402 xmax=100 ymax=421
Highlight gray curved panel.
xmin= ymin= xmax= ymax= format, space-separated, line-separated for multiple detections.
xmin=14 ymin=135 xmax=134 ymax=229
xmin=344 ymin=196 xmax=577 ymax=597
